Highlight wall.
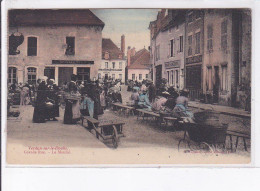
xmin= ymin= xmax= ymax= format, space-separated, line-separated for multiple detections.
xmin=98 ymin=59 xmax=126 ymax=82
xmin=128 ymin=69 xmax=150 ymax=82
xmin=8 ymin=25 xmax=103 ymax=84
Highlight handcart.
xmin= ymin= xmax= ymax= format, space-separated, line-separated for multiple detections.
xmin=82 ymin=116 xmax=125 ymax=148
xmin=178 ymin=110 xmax=228 ymax=153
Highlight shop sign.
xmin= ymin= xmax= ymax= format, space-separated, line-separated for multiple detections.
xmin=186 ymin=55 xmax=202 ymax=64
xmin=52 ymin=60 xmax=94 ymax=65
xmin=165 ymin=60 xmax=180 ymax=69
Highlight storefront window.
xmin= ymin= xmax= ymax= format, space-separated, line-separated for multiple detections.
xmin=27 ymin=67 xmax=37 ymax=84
xmin=77 ymin=67 xmax=90 ymax=83
xmin=44 ymin=67 xmax=55 ymax=80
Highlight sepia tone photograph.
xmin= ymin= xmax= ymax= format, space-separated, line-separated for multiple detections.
xmin=5 ymin=8 xmax=251 ymax=165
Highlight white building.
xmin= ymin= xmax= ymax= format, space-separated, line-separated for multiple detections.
xmin=98 ymin=38 xmax=126 ymax=83
xmin=149 ymin=9 xmax=186 ymax=90
xmin=127 ymin=48 xmax=152 ymax=82
xmin=8 ymin=9 xmax=104 ymax=85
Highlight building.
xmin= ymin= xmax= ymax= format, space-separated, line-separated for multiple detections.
xmin=98 ymin=37 xmax=126 ymax=82
xmin=149 ymin=9 xmax=186 ymax=90
xmin=8 ymin=9 xmax=104 ymax=85
xmin=127 ymin=48 xmax=151 ymax=82
xmin=184 ymin=9 xmax=205 ymax=100
xmin=203 ymin=9 xmax=251 ymax=108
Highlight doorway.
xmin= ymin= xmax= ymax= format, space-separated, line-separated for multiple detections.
xmin=58 ymin=67 xmax=73 ymax=86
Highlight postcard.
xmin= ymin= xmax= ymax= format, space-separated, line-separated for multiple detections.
xmin=3 ymin=7 xmax=252 ymax=166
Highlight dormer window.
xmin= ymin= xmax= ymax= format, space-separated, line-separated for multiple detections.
xmin=104 ymin=51 xmax=110 ymax=59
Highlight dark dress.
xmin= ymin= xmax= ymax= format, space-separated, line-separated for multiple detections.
xmin=64 ymin=81 xmax=81 ymax=124
xmin=45 ymin=85 xmax=60 ymax=119
xmin=33 ymin=83 xmax=47 ymax=123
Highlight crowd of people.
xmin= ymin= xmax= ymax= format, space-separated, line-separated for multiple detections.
xmin=128 ymin=79 xmax=194 ymax=121
xmin=8 ymin=75 xmax=193 ymax=124
xmin=8 ymin=75 xmax=123 ymax=124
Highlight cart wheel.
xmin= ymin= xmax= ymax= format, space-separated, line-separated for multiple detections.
xmin=178 ymin=139 xmax=189 ymax=152
xmin=112 ymin=125 xmax=119 ymax=149
xmin=199 ymin=142 xmax=214 ymax=153
xmin=112 ymin=136 xmax=118 ymax=148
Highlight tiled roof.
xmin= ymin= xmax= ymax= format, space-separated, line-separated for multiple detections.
xmin=9 ymin=9 xmax=105 ymax=27
xmin=128 ymin=49 xmax=152 ymax=69
xmin=102 ymin=38 xmax=124 ymax=60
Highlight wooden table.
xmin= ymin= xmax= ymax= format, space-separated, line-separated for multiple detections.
xmin=112 ymin=103 xmax=135 ymax=116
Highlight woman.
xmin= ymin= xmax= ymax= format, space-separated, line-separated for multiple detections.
xmin=33 ymin=77 xmax=48 ymax=123
xmin=64 ymin=74 xmax=81 ymax=124
xmin=172 ymin=89 xmax=194 ymax=121
xmin=20 ymin=84 xmax=30 ymax=106
xmin=138 ymin=90 xmax=152 ymax=110
xmin=45 ymin=79 xmax=60 ymax=121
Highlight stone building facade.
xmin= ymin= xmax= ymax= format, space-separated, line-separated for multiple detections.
xmin=149 ymin=9 xmax=186 ymax=91
xmin=184 ymin=9 xmax=204 ymax=100
xmin=98 ymin=38 xmax=126 ymax=83
xmin=8 ymin=9 xmax=104 ymax=86
xmin=203 ymin=9 xmax=251 ymax=108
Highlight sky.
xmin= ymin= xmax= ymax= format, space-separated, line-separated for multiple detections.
xmin=91 ymin=9 xmax=159 ymax=53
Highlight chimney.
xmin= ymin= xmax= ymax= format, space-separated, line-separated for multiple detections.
xmin=131 ymin=47 xmax=136 ymax=57
xmin=127 ymin=46 xmax=131 ymax=66
xmin=121 ymin=35 xmax=125 ymax=56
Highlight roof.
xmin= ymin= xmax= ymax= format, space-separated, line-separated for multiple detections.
xmin=8 ymin=9 xmax=105 ymax=27
xmin=102 ymin=38 xmax=124 ymax=60
xmin=128 ymin=49 xmax=152 ymax=70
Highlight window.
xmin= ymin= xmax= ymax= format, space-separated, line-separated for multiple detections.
xmin=221 ymin=20 xmax=228 ymax=50
xmin=139 ymin=74 xmax=142 ymax=81
xmin=170 ymin=39 xmax=174 ymax=57
xmin=27 ymin=67 xmax=37 ymax=84
xmin=207 ymin=25 xmax=213 ymax=51
xmin=207 ymin=67 xmax=212 ymax=90
xmin=179 ymin=36 xmax=183 ymax=52
xmin=167 ymin=71 xmax=170 ymax=83
xmin=105 ymin=62 xmax=109 ymax=69
xmin=65 ymin=37 xmax=75 ymax=55
xmin=132 ymin=74 xmax=135 ymax=80
xmin=44 ymin=67 xmax=55 ymax=80
xmin=221 ymin=65 xmax=228 ymax=90
xmin=112 ymin=74 xmax=115 ymax=80
xmin=146 ymin=74 xmax=148 ymax=79
xmin=8 ymin=67 xmax=17 ymax=84
xmin=27 ymin=37 xmax=37 ymax=56
xmin=188 ymin=35 xmax=192 ymax=56
xmin=156 ymin=45 xmax=160 ymax=61
xmin=77 ymin=67 xmax=90 ymax=83
xmin=188 ymin=13 xmax=193 ymax=23
xmin=171 ymin=70 xmax=174 ymax=85
xmin=98 ymin=73 xmax=101 ymax=79
xmin=119 ymin=74 xmax=122 ymax=80
xmin=195 ymin=32 xmax=201 ymax=54
xmin=176 ymin=70 xmax=179 ymax=85
xmin=119 ymin=62 xmax=122 ymax=69
xmin=112 ymin=62 xmax=116 ymax=69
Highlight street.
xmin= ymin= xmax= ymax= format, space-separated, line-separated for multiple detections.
xmin=6 ymin=85 xmax=251 ymax=165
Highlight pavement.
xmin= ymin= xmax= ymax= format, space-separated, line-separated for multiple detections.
xmin=5 ymin=85 xmax=251 ymax=165
xmin=188 ymin=101 xmax=251 ymax=119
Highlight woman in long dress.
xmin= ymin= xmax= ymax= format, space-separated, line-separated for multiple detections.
xmin=33 ymin=78 xmax=47 ymax=123
xmin=64 ymin=74 xmax=81 ymax=124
